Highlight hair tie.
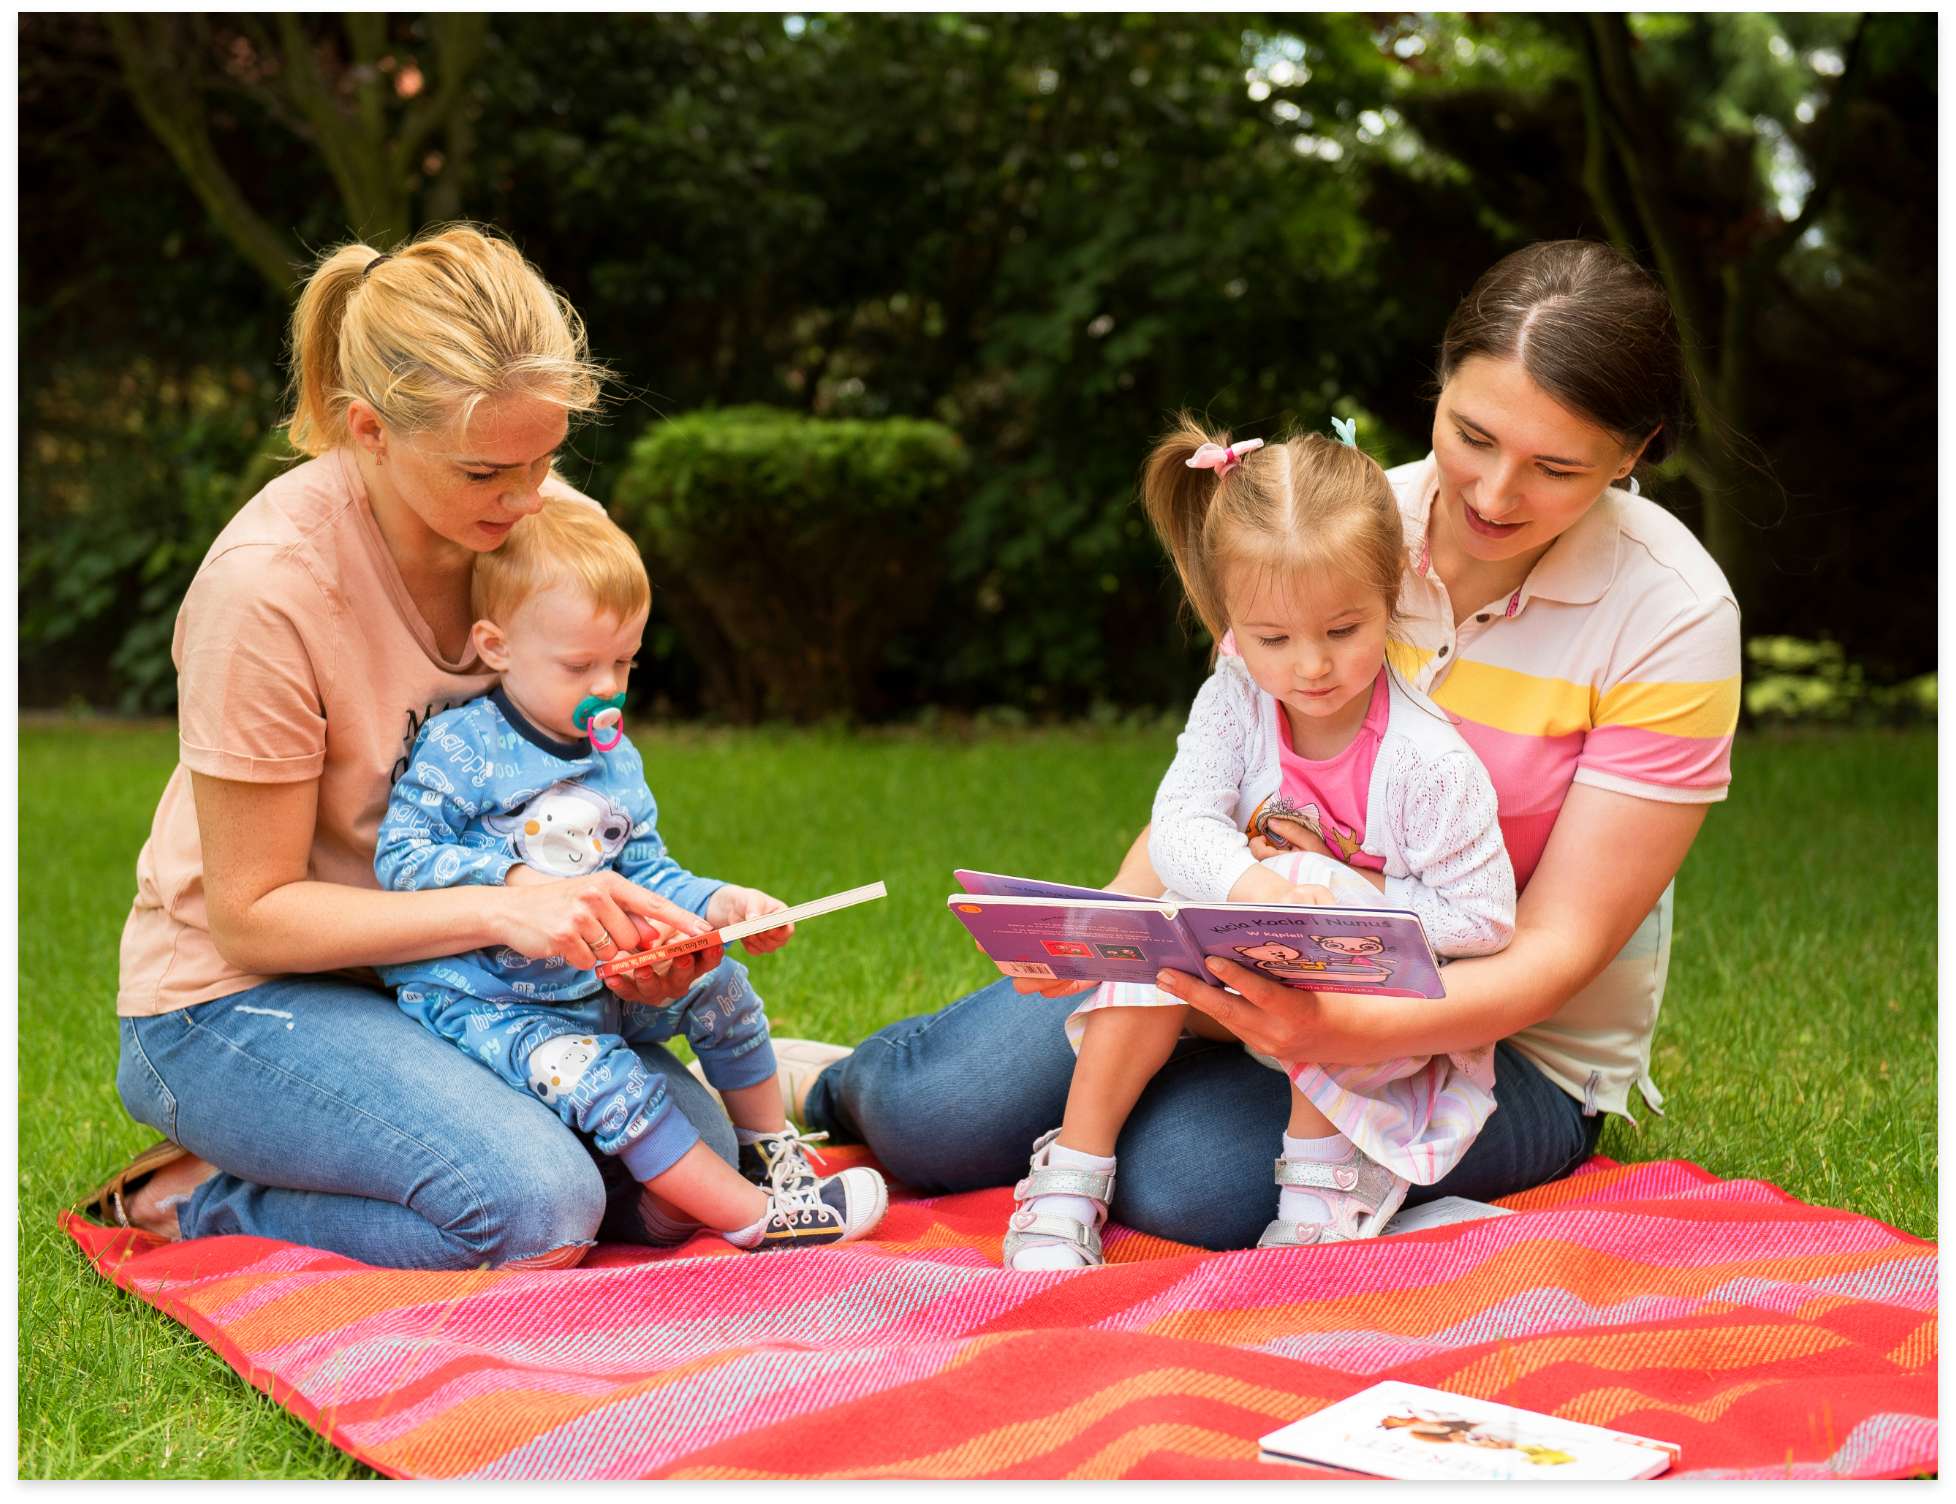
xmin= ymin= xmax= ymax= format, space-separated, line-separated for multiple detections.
xmin=1331 ymin=416 xmax=1357 ymax=447
xmin=363 ymin=253 xmax=392 ymax=279
xmin=1186 ymin=437 xmax=1264 ymax=477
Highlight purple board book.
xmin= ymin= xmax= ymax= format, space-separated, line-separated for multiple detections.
xmin=948 ymin=871 xmax=1445 ymax=999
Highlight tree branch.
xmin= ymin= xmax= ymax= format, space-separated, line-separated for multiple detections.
xmin=1757 ymin=15 xmax=1872 ymax=265
xmin=104 ymin=14 xmax=300 ymax=295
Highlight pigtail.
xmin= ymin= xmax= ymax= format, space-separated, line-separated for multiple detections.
xmin=284 ymin=244 xmax=388 ymax=456
xmin=1140 ymin=411 xmax=1238 ymax=640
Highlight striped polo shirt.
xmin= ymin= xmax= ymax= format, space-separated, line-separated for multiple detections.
xmin=1381 ymin=454 xmax=1740 ymax=1121
xmin=1384 ymin=455 xmax=1740 ymax=891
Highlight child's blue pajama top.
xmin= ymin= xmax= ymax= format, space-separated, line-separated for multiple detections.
xmin=376 ymin=688 xmax=777 ymax=1182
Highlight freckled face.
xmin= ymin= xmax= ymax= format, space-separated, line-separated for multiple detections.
xmin=1430 ymin=355 xmax=1644 ymax=568
xmin=383 ymin=392 xmax=570 ymax=553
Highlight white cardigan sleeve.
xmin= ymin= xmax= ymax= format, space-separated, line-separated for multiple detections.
xmin=1148 ymin=661 xmax=1266 ymax=903
xmin=1378 ymin=741 xmax=1516 ymax=957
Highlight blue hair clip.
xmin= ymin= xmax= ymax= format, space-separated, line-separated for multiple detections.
xmin=1330 ymin=415 xmax=1357 ymax=447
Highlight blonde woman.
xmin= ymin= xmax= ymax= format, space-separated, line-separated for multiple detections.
xmin=83 ymin=225 xmax=727 ymax=1270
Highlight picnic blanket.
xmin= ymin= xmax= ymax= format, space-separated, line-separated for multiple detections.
xmin=62 ymin=1154 xmax=1936 ymax=1479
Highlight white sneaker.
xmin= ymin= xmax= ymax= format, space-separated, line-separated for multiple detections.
xmin=687 ymin=1037 xmax=854 ymax=1128
xmin=730 ymin=1164 xmax=888 ymax=1250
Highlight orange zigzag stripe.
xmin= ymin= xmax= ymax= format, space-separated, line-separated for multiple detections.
xmin=1885 ymin=1317 xmax=1936 ymax=1371
xmin=1439 ymin=1322 xmax=1848 ymax=1397
xmin=1554 ymin=1378 xmax=1775 ymax=1428
xmin=1144 ymin=1240 xmax=1920 ymax=1344
xmin=371 ymin=1345 xmax=751 ymax=1477
xmin=667 ymin=1361 xmax=1316 ymax=1479
xmin=1063 ymin=1420 xmax=1270 ymax=1479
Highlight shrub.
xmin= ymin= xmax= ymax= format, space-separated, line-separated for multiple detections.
xmin=20 ymin=363 xmax=287 ymax=712
xmin=1744 ymin=636 xmax=1936 ymax=726
xmin=611 ymin=406 xmax=967 ymax=721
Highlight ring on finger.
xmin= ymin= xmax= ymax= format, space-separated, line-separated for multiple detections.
xmin=591 ymin=934 xmax=617 ymax=953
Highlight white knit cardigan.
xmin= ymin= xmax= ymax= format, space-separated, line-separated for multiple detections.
xmin=1147 ymin=655 xmax=1516 ymax=957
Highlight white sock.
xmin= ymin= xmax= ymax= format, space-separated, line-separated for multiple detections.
xmin=1279 ymin=1131 xmax=1351 ymax=1224
xmin=1011 ymin=1141 xmax=1115 ymax=1271
xmin=723 ymin=1206 xmax=770 ymax=1248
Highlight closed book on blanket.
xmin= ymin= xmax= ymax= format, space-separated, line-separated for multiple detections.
xmin=1259 ymin=1380 xmax=1678 ymax=1480
xmin=947 ymin=869 xmax=1444 ymax=999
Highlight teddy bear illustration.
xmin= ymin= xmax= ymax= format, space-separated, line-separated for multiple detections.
xmin=484 ymin=781 xmax=633 ymax=878
xmin=528 ymin=1034 xmax=603 ymax=1105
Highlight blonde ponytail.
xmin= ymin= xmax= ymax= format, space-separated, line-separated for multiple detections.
xmin=282 ymin=223 xmax=612 ymax=457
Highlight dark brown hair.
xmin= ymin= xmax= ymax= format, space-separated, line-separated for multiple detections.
xmin=1438 ymin=240 xmax=1687 ymax=466
xmin=1140 ymin=412 xmax=1402 ymax=643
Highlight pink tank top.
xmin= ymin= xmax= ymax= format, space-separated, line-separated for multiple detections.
xmin=1261 ymin=667 xmax=1390 ymax=872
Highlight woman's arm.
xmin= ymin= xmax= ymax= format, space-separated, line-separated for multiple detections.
xmin=195 ymin=773 xmax=718 ymax=987
xmin=1155 ymin=785 xmax=1708 ymax=1063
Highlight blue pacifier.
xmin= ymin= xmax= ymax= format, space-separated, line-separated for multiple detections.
xmin=572 ymin=692 xmax=627 ymax=752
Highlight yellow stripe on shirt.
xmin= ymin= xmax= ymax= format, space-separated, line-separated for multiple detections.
xmin=1595 ymin=675 xmax=1741 ymax=739
xmin=1425 ymin=658 xmax=1595 ymax=738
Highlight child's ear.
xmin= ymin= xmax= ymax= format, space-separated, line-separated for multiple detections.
xmin=472 ymin=618 xmax=510 ymax=670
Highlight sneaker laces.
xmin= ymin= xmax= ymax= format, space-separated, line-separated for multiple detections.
xmin=758 ymin=1126 xmax=831 ymax=1193
xmin=766 ymin=1172 xmax=839 ymax=1229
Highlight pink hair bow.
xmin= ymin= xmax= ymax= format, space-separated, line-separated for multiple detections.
xmin=1186 ymin=437 xmax=1264 ymax=476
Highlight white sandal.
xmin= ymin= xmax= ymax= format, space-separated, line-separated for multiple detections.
xmin=1256 ymin=1144 xmax=1409 ymax=1247
xmin=1002 ymin=1128 xmax=1115 ymax=1268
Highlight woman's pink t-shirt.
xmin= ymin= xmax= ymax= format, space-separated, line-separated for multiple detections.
xmin=116 ymin=449 xmax=595 ymax=1016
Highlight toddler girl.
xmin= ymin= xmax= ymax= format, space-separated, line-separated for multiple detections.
xmin=378 ymin=498 xmax=887 ymax=1253
xmin=1004 ymin=417 xmax=1516 ymax=1269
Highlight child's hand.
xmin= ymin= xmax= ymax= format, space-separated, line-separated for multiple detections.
xmin=1248 ymin=816 xmax=1330 ymax=862
xmin=707 ymin=884 xmax=795 ymax=954
xmin=1279 ymin=882 xmax=1337 ymax=908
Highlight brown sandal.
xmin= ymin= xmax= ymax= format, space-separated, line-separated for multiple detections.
xmin=74 ymin=1139 xmax=192 ymax=1229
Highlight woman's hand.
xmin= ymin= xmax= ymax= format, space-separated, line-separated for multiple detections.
xmin=706 ymin=883 xmax=795 ymax=955
xmin=1152 ymin=956 xmax=1366 ymax=1062
xmin=498 ymin=868 xmax=710 ymax=974
xmin=603 ymin=911 xmax=726 ymax=1006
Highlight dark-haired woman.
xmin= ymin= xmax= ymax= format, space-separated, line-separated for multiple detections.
xmin=791 ymin=240 xmax=1742 ymax=1248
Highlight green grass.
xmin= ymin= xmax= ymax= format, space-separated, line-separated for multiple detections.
xmin=18 ymin=721 xmax=1936 ymax=1477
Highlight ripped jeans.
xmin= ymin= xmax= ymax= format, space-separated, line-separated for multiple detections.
xmin=116 ymin=973 xmax=744 ymax=1271
xmin=397 ymin=957 xmax=778 ymax=1183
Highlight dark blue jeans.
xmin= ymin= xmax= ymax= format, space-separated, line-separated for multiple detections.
xmin=803 ymin=978 xmax=1603 ymax=1251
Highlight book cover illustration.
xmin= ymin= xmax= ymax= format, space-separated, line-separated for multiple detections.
xmin=947 ymin=872 xmax=1444 ymax=999
xmin=1258 ymin=1380 xmax=1678 ymax=1481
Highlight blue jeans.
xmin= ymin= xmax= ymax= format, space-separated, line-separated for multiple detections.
xmin=803 ymin=978 xmax=1603 ymax=1251
xmin=116 ymin=974 xmax=739 ymax=1270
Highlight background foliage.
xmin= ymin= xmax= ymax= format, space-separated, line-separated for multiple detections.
xmin=19 ymin=12 xmax=1935 ymax=718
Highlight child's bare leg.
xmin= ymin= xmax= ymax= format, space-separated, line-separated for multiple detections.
xmin=643 ymin=1141 xmax=767 ymax=1233
xmin=1008 ymin=1005 xmax=1187 ymax=1271
xmin=1287 ymin=1082 xmax=1339 ymax=1139
xmin=1061 ymin=1005 xmax=1190 ymax=1155
xmin=720 ymin=1079 xmax=788 ymax=1135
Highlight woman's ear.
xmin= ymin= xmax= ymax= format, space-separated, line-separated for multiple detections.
xmin=346 ymin=399 xmax=386 ymax=461
xmin=1615 ymin=426 xmax=1658 ymax=482
xmin=472 ymin=618 xmax=511 ymax=670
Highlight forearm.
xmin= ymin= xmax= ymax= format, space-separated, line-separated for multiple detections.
xmin=212 ymin=879 xmax=510 ymax=976
xmin=1314 ymin=925 xmax=1593 ymax=1063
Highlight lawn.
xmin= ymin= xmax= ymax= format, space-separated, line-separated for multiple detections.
xmin=17 ymin=720 xmax=1936 ymax=1478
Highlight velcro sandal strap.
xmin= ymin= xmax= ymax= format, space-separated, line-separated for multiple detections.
xmin=1004 ymin=1211 xmax=1105 ymax=1263
xmin=1012 ymin=1165 xmax=1115 ymax=1204
xmin=1256 ymin=1217 xmax=1330 ymax=1248
xmin=1272 ymin=1153 xmax=1398 ymax=1213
